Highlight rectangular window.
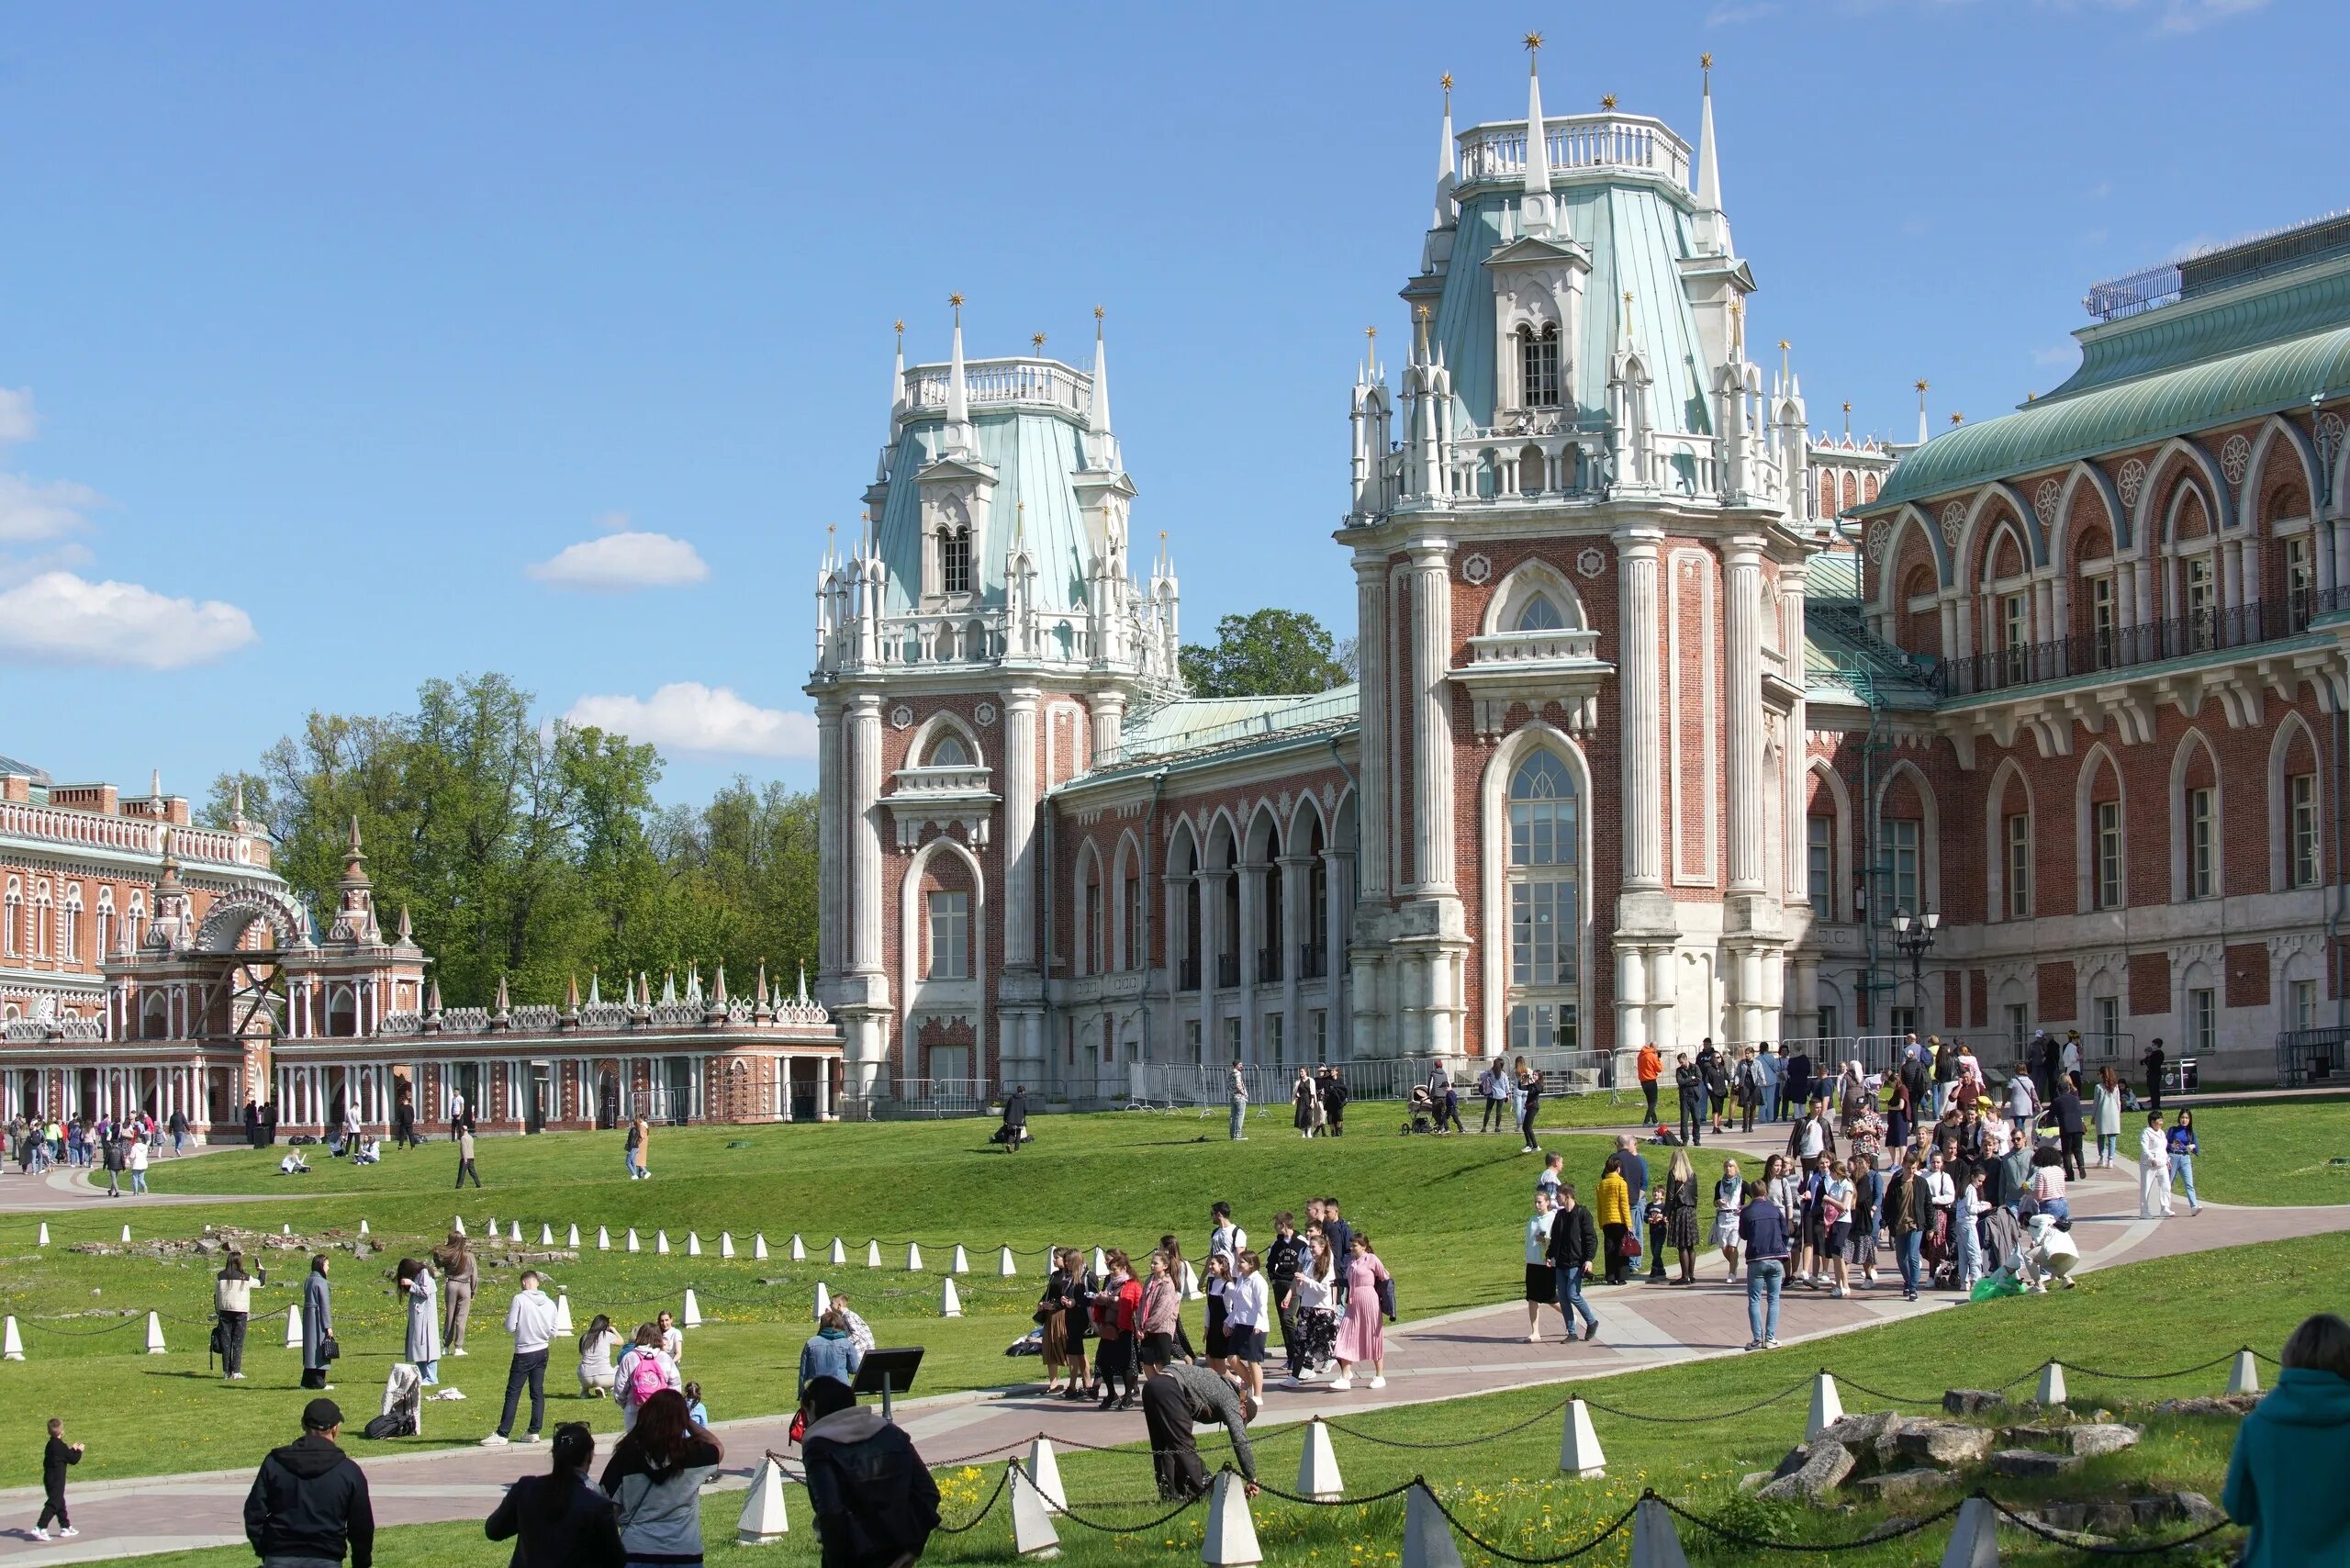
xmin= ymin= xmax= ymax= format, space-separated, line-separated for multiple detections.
xmin=2007 ymin=1003 xmax=2030 ymax=1050
xmin=1889 ymin=1005 xmax=1918 ymax=1040
xmin=2094 ymin=996 xmax=2120 ymax=1058
xmin=1886 ymin=818 xmax=1921 ymax=917
xmin=1807 ymin=816 xmax=1834 ymax=918
xmin=2006 ymin=813 xmax=2031 ymax=918
xmin=2188 ymin=788 xmax=2216 ymax=899
xmin=2095 ymin=801 xmax=2122 ymax=910
xmin=2290 ymin=979 xmax=2318 ymax=1032
xmin=2090 ymin=577 xmax=2117 ymax=667
xmin=1817 ymin=1003 xmax=1841 ymax=1042
xmin=1265 ymin=1012 xmax=1284 ymax=1066
xmin=1510 ymin=881 xmax=1576 ymax=987
xmin=1186 ymin=1019 xmax=1203 ymax=1066
xmin=2288 ymin=536 xmax=2315 ymax=630
xmin=2290 ymin=773 xmax=2320 ymax=889
xmin=2188 ymin=987 xmax=2217 ymax=1056
xmin=2185 ymin=556 xmax=2215 ymax=649
xmin=940 ymin=528 xmax=971 ymax=596
xmin=925 ymin=890 xmax=969 ymax=980
xmin=1310 ymin=1009 xmax=1327 ymax=1065
xmin=1519 ymin=327 xmax=1560 ymax=409
xmin=1223 ymin=1016 xmax=1242 ymax=1065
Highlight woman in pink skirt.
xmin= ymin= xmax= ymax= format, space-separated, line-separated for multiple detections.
xmin=1326 ymin=1233 xmax=1391 ymax=1391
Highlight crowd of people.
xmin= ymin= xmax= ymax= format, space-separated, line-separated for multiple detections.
xmin=6 ymin=1111 xmax=180 ymax=1189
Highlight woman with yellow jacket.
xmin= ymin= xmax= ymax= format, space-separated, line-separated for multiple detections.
xmin=1595 ymin=1154 xmax=1634 ymax=1285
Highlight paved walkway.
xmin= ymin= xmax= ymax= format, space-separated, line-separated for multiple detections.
xmin=3 ymin=1131 xmax=2344 ymax=1566
xmin=0 ymin=1146 xmax=292 ymax=1215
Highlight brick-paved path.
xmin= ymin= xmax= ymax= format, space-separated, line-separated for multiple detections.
xmin=2 ymin=1133 xmax=2342 ymax=1565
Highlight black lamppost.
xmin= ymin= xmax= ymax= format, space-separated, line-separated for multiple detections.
xmin=1892 ymin=907 xmax=1940 ymax=1028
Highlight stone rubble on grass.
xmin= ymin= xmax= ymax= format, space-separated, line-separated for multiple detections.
xmin=1755 ymin=1440 xmax=1854 ymax=1503
xmin=1988 ymin=1448 xmax=2083 ymax=1479
xmin=1894 ymin=1421 xmax=1998 ymax=1468
xmin=1941 ymin=1388 xmax=2009 ymax=1417
xmin=1845 ymin=1468 xmax=1955 ymax=1504
xmin=2143 ymin=1394 xmax=2262 ymax=1417
xmin=2060 ymin=1423 xmax=2142 ymax=1459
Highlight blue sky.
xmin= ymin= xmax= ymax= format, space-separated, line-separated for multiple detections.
xmin=0 ymin=0 xmax=2330 ymax=805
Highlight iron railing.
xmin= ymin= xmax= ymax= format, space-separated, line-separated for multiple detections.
xmin=2275 ymin=1026 xmax=2348 ymax=1089
xmin=1177 ymin=958 xmax=1200 ymax=992
xmin=1299 ymin=944 xmax=1328 ymax=980
xmin=1257 ymin=946 xmax=1283 ymax=984
xmin=1215 ymin=954 xmax=1241 ymax=990
xmin=1935 ymin=596 xmax=2324 ymax=700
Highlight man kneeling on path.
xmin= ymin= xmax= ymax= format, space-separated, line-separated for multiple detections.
xmin=244 ymin=1397 xmax=375 ymax=1568
xmin=1143 ymin=1361 xmax=1260 ymax=1501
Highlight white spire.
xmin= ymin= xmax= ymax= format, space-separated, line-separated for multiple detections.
xmin=1693 ymin=55 xmax=1731 ymax=256
xmin=1432 ymin=73 xmax=1457 ymax=230
xmin=1916 ymin=378 xmax=1930 ymax=445
xmin=945 ymin=293 xmax=970 ymax=452
xmin=877 ymin=319 xmax=904 ymax=483
xmin=1089 ymin=308 xmax=1112 ymax=435
xmin=1523 ymin=36 xmax=1549 ymax=199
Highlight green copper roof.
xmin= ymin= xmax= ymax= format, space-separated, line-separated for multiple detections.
xmin=1874 ymin=258 xmax=2350 ymax=511
xmin=877 ymin=409 xmax=1102 ymax=617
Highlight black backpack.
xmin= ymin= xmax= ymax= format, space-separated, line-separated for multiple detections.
xmin=362 ymin=1411 xmax=414 ymax=1440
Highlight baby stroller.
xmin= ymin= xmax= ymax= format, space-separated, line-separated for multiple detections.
xmin=364 ymin=1362 xmax=423 ymax=1439
xmin=1400 ymin=1085 xmax=1436 ymax=1135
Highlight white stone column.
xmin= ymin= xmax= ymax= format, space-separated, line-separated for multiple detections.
xmin=1616 ymin=946 xmax=1650 ymax=1059
xmin=1324 ymin=849 xmax=1355 ymax=1051
xmin=1279 ymin=852 xmax=1310 ymax=1068
xmin=1353 ymin=557 xmax=1391 ymax=902
xmin=1406 ymin=543 xmax=1456 ymax=894
xmin=1237 ymin=860 xmax=1264 ymax=1063
xmin=1088 ymin=690 xmax=1126 ymax=768
xmin=816 ymin=703 xmax=844 ymax=983
xmin=1726 ymin=537 xmax=1766 ymax=894
xmin=1002 ymin=689 xmax=1041 ymax=974
xmin=1200 ymin=868 xmax=1230 ymax=1053
xmin=1648 ymin=947 xmax=1678 ymax=1059
xmin=1617 ymin=528 xmax=1665 ymax=890
xmin=1779 ymin=562 xmax=1810 ymax=906
xmin=845 ymin=695 xmax=884 ymax=976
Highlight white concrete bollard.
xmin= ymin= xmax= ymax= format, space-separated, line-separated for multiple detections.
xmin=509 ymin=1221 xmax=523 ymax=1243
xmin=683 ymin=1288 xmax=703 ymax=1328
xmin=567 ymin=1224 xmax=579 ymax=1248
xmin=907 ymin=1242 xmax=923 ymax=1271
xmin=951 ymin=1244 xmax=969 ymax=1274
xmin=737 ymin=1454 xmax=791 ymax=1544
xmin=1091 ymin=1246 xmax=1106 ymax=1278
xmin=541 ymin=1224 xmax=554 ymax=1246
xmin=1025 ymin=1436 xmax=1068 ymax=1513
xmin=687 ymin=1232 xmax=702 ymax=1258
xmin=1 ymin=1316 xmax=21 ymax=1361
xmin=1939 ymin=1495 xmax=2000 ymax=1568
xmin=1181 ymin=1260 xmax=1202 ymax=1301
xmin=2038 ymin=1361 xmax=2067 ymax=1406
xmin=554 ymin=1290 xmax=574 ymax=1336
xmin=1201 ymin=1469 xmax=1262 ymax=1566
xmin=1011 ymin=1460 xmax=1061 ymax=1558
xmin=941 ymin=1278 xmax=963 ymax=1317
xmin=285 ymin=1304 xmax=304 ymax=1349
xmin=1297 ymin=1417 xmax=1343 ymax=1501
xmin=755 ymin=1234 xmax=770 ymax=1260
xmin=656 ymin=1230 xmax=671 ymax=1255
xmin=1629 ymin=1495 xmax=1692 ymax=1568
xmin=1807 ymin=1372 xmax=1845 ymax=1439
xmin=121 ymin=1224 xmax=131 ymax=1243
xmin=454 ymin=1216 xmax=466 ymax=1236
xmin=282 ymin=1223 xmax=292 ymax=1236
xmin=785 ymin=1233 xmax=800 ymax=1260
xmin=2228 ymin=1349 xmax=2261 ymax=1396
xmin=999 ymin=1245 xmax=1017 ymax=1277
xmin=359 ymin=1220 xmax=370 ymax=1237
xmin=1400 ymin=1481 xmax=1464 ymax=1568
xmin=720 ymin=1233 xmax=736 ymax=1259
xmin=867 ymin=1239 xmax=881 ymax=1268
xmin=626 ymin=1228 xmax=641 ymax=1253
xmin=35 ymin=1223 xmax=48 ymax=1247
xmin=829 ymin=1237 xmax=846 ymax=1265
xmin=598 ymin=1226 xmax=610 ymax=1251
xmin=1559 ymin=1397 xmax=1606 ymax=1477
xmin=814 ymin=1282 xmax=831 ymax=1321
xmin=145 ymin=1310 xmax=165 ymax=1354
xmin=487 ymin=1216 xmax=498 ymax=1238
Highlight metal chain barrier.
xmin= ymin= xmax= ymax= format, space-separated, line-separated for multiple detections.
xmin=1319 ymin=1394 xmax=1574 ymax=1450
xmin=1248 ymin=1473 xmax=1424 ymax=1508
xmin=2053 ymin=1352 xmax=2244 ymax=1383
xmin=17 ymin=1316 xmax=145 ymax=1338
xmin=1980 ymin=1494 xmax=2237 ymax=1556
xmin=1581 ymin=1378 xmax=1812 ymax=1424
xmin=1655 ymin=1488 xmax=1971 ymax=1552
xmin=928 ymin=1465 xmax=1009 ymax=1536
xmin=1416 ymin=1485 xmax=1640 ymax=1565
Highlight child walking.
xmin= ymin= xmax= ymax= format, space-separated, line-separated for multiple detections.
xmin=34 ymin=1417 xmax=81 ymax=1540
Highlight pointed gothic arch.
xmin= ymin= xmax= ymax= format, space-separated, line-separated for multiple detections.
xmin=2267 ymin=712 xmax=2323 ymax=891
xmin=1874 ymin=758 xmax=1942 ymax=919
xmin=2244 ymin=414 xmax=2321 ymax=536
xmin=1804 ymin=758 xmax=1853 ymax=923
xmin=905 ymin=710 xmax=986 ymax=770
xmin=2168 ymin=728 xmax=2224 ymax=902
xmin=1478 ymin=722 xmax=1595 ymax=1058
xmin=2074 ymin=742 xmax=2128 ymax=913
xmin=2132 ymin=436 xmax=2235 ymax=548
xmin=1958 ymin=482 xmax=2048 ymax=580
xmin=1480 ymin=557 xmax=1588 ymax=636
xmin=1983 ymin=757 xmax=2037 ymax=922
xmin=901 ymin=834 xmax=987 ymax=995
xmin=2055 ymin=460 xmax=2131 ymax=559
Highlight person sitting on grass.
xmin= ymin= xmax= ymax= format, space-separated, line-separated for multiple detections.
xmin=2224 ymin=1312 xmax=2350 ymax=1567
xmin=278 ymin=1149 xmax=310 ymax=1176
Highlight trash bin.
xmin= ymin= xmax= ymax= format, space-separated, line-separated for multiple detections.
xmin=2175 ymin=1058 xmax=2199 ymax=1092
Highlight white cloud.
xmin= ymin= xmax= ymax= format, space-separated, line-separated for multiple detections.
xmin=564 ymin=683 xmax=816 ymax=760
xmin=0 ymin=571 xmax=258 ymax=668
xmin=527 ymin=510 xmax=709 ymax=590
xmin=0 ymin=543 xmax=95 ymax=588
xmin=0 ymin=473 xmax=105 ymax=543
xmin=0 ymin=388 xmax=37 ymax=446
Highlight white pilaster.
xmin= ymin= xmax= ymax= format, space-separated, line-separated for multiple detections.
xmin=1616 ymin=529 xmax=1665 ymax=890
xmin=1406 ymin=543 xmax=1456 ymax=894
xmin=1725 ymin=538 xmax=1766 ymax=894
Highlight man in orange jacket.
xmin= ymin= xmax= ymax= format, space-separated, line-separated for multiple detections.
xmin=1636 ymin=1043 xmax=1663 ymax=1123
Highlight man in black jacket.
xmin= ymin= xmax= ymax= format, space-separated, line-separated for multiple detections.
xmin=244 ymin=1398 xmax=374 ymax=1568
xmin=1264 ymin=1214 xmax=1308 ymax=1379
xmin=998 ymin=1085 xmax=1028 ymax=1152
xmin=1546 ymin=1183 xmax=1600 ymax=1343
xmin=800 ymin=1377 xmax=942 ymax=1568
xmin=2052 ymin=1081 xmax=2087 ymax=1180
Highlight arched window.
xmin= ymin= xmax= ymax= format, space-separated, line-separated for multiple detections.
xmin=929 ymin=734 xmax=969 ymax=767
xmin=1517 ymin=323 xmax=1561 ymax=409
xmin=61 ymin=885 xmax=83 ymax=963
xmin=30 ymin=883 xmax=50 ymax=958
xmin=126 ymin=892 xmax=145 ymax=952
xmin=1515 ymin=593 xmax=1566 ymax=633
xmin=95 ymin=888 xmax=114 ymax=960
xmin=941 ymin=526 xmax=972 ymax=596
xmin=1505 ymin=750 xmax=1581 ymax=1052
xmin=2 ymin=877 xmax=17 ymax=958
xmin=142 ymin=992 xmax=170 ymax=1040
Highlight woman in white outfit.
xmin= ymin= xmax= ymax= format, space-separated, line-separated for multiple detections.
xmin=2137 ymin=1111 xmax=2175 ymax=1218
xmin=2093 ymin=1067 xmax=2125 ymax=1167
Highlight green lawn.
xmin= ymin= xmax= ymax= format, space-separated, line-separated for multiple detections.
xmin=2163 ymin=1097 xmax=2350 ymax=1206
xmin=125 ymin=1227 xmax=2347 ymax=1568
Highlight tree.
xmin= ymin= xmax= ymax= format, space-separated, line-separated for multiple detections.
xmin=1179 ymin=609 xmax=1350 ymax=698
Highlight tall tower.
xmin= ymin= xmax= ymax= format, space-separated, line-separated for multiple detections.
xmin=807 ymin=302 xmax=1181 ymax=1098
xmin=1344 ymin=47 xmax=1818 ymax=1075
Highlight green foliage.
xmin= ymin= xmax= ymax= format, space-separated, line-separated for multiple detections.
xmin=205 ymin=673 xmax=815 ymax=1006
xmin=1178 ymin=607 xmax=1349 ymax=697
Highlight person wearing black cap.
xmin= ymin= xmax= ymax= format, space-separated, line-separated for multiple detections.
xmin=243 ymin=1397 xmax=374 ymax=1568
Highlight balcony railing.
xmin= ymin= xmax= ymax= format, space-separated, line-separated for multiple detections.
xmin=1215 ymin=953 xmax=1240 ymax=990
xmin=1935 ymin=593 xmax=2331 ymax=700
xmin=1455 ymin=114 xmax=1692 ymax=191
xmin=1256 ymin=946 xmax=1282 ymax=985
xmin=1177 ymin=957 xmax=1200 ymax=992
xmin=1299 ymin=944 xmax=1327 ymax=980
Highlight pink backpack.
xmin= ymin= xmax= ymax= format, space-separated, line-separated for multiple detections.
xmin=625 ymin=1351 xmax=668 ymax=1405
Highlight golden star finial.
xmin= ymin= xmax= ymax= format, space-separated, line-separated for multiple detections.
xmin=1843 ymin=400 xmax=1852 ymax=412
xmin=1951 ymin=411 xmax=1964 ymax=426
xmin=1701 ymin=51 xmax=1713 ymax=71
xmin=1778 ymin=339 xmax=1790 ymax=352
xmin=1600 ymin=94 xmax=1617 ymax=110
xmin=1366 ymin=325 xmax=1378 ymax=342
xmin=1916 ymin=377 xmax=1930 ymax=394
xmin=1524 ymin=31 xmax=1544 ymax=55
xmin=1032 ymin=331 xmax=1046 ymax=353
xmin=892 ymin=318 xmax=903 ymax=335
xmin=1093 ymin=304 xmax=1104 ymax=320
xmin=1440 ymin=72 xmax=1452 ymax=93
xmin=1416 ymin=304 xmax=1429 ymax=320
xmin=948 ymin=292 xmax=965 ymax=313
